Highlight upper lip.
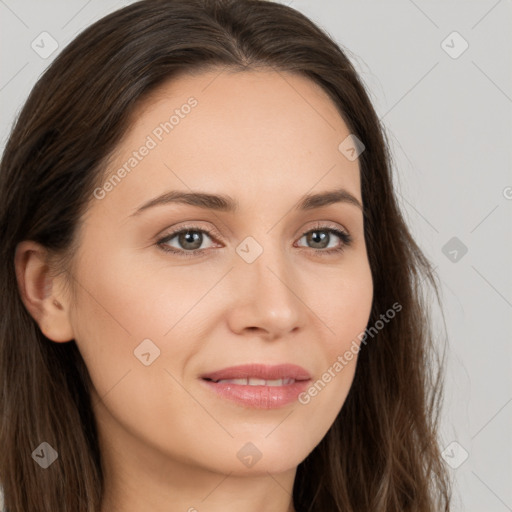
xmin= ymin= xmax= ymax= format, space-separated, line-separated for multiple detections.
xmin=200 ymin=364 xmax=311 ymax=382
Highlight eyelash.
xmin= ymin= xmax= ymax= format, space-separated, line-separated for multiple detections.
xmin=156 ymin=222 xmax=353 ymax=258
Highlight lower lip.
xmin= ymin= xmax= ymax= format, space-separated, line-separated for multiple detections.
xmin=200 ymin=379 xmax=311 ymax=409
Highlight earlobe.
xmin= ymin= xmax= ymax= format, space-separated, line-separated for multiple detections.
xmin=14 ymin=240 xmax=75 ymax=343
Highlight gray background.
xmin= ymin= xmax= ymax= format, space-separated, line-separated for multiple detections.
xmin=1 ymin=1 xmax=511 ymax=511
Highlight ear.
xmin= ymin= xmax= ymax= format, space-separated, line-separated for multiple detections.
xmin=14 ymin=240 xmax=75 ymax=343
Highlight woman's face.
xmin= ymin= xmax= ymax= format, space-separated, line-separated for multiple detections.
xmin=65 ymin=69 xmax=373 ymax=479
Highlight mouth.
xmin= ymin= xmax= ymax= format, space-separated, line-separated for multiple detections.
xmin=202 ymin=377 xmax=299 ymax=386
xmin=199 ymin=364 xmax=311 ymax=409
xmin=200 ymin=363 xmax=311 ymax=382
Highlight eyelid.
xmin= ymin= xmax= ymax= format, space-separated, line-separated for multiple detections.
xmin=297 ymin=220 xmax=349 ymax=238
xmin=156 ymin=220 xmax=352 ymax=257
xmin=157 ymin=221 xmax=221 ymax=242
xmin=158 ymin=220 xmax=349 ymax=241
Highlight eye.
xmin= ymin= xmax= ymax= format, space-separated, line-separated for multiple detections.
xmin=157 ymin=222 xmax=353 ymax=258
xmin=157 ymin=225 xmax=217 ymax=257
xmin=295 ymin=223 xmax=352 ymax=256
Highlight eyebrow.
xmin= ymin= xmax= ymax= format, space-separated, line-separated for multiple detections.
xmin=129 ymin=187 xmax=362 ymax=217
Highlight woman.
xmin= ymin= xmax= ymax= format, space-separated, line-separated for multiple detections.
xmin=0 ymin=0 xmax=452 ymax=510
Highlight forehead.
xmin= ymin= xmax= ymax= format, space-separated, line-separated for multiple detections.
xmin=94 ymin=68 xmax=361 ymax=217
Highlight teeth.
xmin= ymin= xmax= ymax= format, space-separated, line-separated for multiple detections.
xmin=249 ymin=378 xmax=267 ymax=385
xmin=217 ymin=378 xmax=248 ymax=385
xmin=215 ymin=378 xmax=296 ymax=386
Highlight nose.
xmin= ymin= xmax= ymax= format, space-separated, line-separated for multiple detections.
xmin=226 ymin=243 xmax=306 ymax=340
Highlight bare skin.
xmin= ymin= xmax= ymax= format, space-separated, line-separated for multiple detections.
xmin=15 ymin=69 xmax=373 ymax=512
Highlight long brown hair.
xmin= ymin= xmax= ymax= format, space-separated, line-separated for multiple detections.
xmin=0 ymin=0 xmax=452 ymax=510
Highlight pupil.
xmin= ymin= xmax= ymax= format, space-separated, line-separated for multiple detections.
xmin=180 ymin=231 xmax=202 ymax=249
xmin=309 ymin=230 xmax=328 ymax=248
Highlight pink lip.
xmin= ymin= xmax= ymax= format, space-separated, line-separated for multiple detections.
xmin=200 ymin=363 xmax=311 ymax=381
xmin=199 ymin=364 xmax=312 ymax=409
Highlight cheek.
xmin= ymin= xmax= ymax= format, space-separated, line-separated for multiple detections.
xmin=69 ymin=256 xmax=200 ymax=450
xmin=71 ymin=249 xmax=185 ymax=341
xmin=67 ymin=252 xmax=167 ymax=397
xmin=69 ymin=247 xmax=212 ymax=397
xmin=315 ymin=257 xmax=374 ymax=354
xmin=300 ymin=258 xmax=372 ymax=414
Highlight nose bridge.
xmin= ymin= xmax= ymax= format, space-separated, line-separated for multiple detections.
xmin=251 ymin=243 xmax=290 ymax=297
xmin=237 ymin=232 xmax=289 ymax=291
